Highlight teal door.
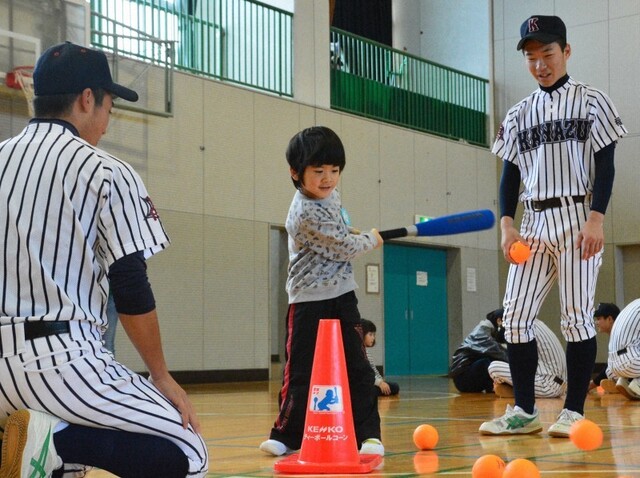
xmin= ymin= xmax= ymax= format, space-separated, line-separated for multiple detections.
xmin=384 ymin=244 xmax=448 ymax=375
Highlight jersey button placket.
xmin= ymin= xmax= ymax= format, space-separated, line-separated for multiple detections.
xmin=545 ymin=92 xmax=557 ymax=122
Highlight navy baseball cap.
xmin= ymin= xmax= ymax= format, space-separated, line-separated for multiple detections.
xmin=517 ymin=15 xmax=567 ymax=51
xmin=594 ymin=303 xmax=620 ymax=319
xmin=33 ymin=42 xmax=138 ymax=102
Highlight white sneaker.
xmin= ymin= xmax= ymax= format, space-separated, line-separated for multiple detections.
xmin=259 ymin=439 xmax=293 ymax=456
xmin=616 ymin=377 xmax=640 ymax=400
xmin=548 ymin=408 xmax=584 ymax=438
xmin=479 ymin=404 xmax=542 ymax=435
xmin=629 ymin=378 xmax=640 ymax=397
xmin=360 ymin=438 xmax=384 ymax=456
xmin=0 ymin=409 xmax=63 ymax=478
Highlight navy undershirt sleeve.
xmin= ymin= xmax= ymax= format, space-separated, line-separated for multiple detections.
xmin=591 ymin=142 xmax=616 ymax=214
xmin=499 ymin=160 xmax=521 ymax=219
xmin=107 ymin=252 xmax=156 ymax=315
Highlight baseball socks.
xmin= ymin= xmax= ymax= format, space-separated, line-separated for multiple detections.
xmin=564 ymin=337 xmax=597 ymax=414
xmin=507 ymin=340 xmax=538 ymax=415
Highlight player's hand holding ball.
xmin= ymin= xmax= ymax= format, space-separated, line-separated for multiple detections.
xmin=509 ymin=241 xmax=530 ymax=264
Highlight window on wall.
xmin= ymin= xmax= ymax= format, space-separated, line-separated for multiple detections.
xmin=91 ymin=0 xmax=293 ymax=96
xmin=331 ymin=0 xmax=392 ymax=46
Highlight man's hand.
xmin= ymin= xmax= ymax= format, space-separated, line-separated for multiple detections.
xmin=151 ymin=374 xmax=202 ymax=433
xmin=500 ymin=216 xmax=525 ymax=264
xmin=576 ymin=211 xmax=604 ymax=260
xmin=119 ymin=310 xmax=202 ymax=433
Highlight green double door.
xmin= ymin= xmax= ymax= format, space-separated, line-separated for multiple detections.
xmin=383 ymin=244 xmax=448 ymax=375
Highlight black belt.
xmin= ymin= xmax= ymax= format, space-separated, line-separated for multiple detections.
xmin=617 ymin=347 xmax=628 ymax=356
xmin=527 ymin=195 xmax=585 ymax=212
xmin=24 ymin=321 xmax=70 ymax=340
xmin=553 ymin=376 xmax=564 ymax=386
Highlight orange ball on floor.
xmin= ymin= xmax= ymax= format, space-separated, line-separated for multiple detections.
xmin=413 ymin=424 xmax=439 ymax=450
xmin=472 ymin=454 xmax=506 ymax=478
xmin=503 ymin=458 xmax=540 ymax=478
xmin=570 ymin=419 xmax=603 ymax=451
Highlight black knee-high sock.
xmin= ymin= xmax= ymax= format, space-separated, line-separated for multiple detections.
xmin=507 ymin=340 xmax=538 ymax=415
xmin=565 ymin=337 xmax=597 ymax=415
xmin=53 ymin=424 xmax=189 ymax=478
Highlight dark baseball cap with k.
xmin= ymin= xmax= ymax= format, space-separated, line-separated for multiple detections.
xmin=517 ymin=15 xmax=566 ymax=51
xmin=33 ymin=41 xmax=138 ymax=102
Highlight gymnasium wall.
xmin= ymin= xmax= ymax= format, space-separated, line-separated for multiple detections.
xmin=107 ymin=72 xmax=501 ymax=375
xmin=8 ymin=0 xmax=639 ymax=377
xmin=0 ymin=60 xmax=500 ymax=378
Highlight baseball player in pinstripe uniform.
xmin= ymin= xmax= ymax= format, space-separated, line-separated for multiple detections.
xmin=588 ymin=302 xmax=620 ymax=393
xmin=479 ymin=15 xmax=627 ymax=438
xmin=0 ymin=42 xmax=208 ymax=477
xmin=489 ymin=319 xmax=567 ymax=398
xmin=604 ymin=299 xmax=640 ymax=399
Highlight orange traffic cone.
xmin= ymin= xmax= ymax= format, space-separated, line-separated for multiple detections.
xmin=274 ymin=319 xmax=382 ymax=474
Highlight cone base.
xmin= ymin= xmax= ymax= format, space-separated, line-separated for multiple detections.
xmin=274 ymin=453 xmax=382 ymax=474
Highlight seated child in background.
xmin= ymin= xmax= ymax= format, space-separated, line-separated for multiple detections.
xmin=361 ymin=319 xmax=400 ymax=396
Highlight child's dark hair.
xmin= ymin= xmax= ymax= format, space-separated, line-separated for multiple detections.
xmin=486 ymin=308 xmax=504 ymax=329
xmin=361 ymin=318 xmax=377 ymax=335
xmin=286 ymin=126 xmax=346 ymax=189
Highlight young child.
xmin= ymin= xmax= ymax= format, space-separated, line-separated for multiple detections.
xmin=260 ymin=126 xmax=384 ymax=457
xmin=361 ymin=319 xmax=400 ymax=396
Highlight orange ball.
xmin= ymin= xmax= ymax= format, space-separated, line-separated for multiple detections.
xmin=570 ymin=419 xmax=603 ymax=451
xmin=413 ymin=451 xmax=439 ymax=474
xmin=503 ymin=458 xmax=540 ymax=478
xmin=472 ymin=454 xmax=506 ymax=478
xmin=413 ymin=424 xmax=439 ymax=450
xmin=509 ymin=241 xmax=530 ymax=263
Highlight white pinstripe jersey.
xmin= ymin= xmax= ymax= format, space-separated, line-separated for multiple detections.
xmin=608 ymin=299 xmax=640 ymax=360
xmin=0 ymin=122 xmax=170 ymax=331
xmin=493 ymin=77 xmax=627 ymax=202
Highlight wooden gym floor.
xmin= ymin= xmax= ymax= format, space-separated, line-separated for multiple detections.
xmin=88 ymin=375 xmax=640 ymax=477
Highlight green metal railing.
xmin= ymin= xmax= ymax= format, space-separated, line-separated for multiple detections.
xmin=90 ymin=0 xmax=292 ymax=97
xmin=88 ymin=3 xmax=486 ymax=144
xmin=330 ymin=28 xmax=489 ymax=146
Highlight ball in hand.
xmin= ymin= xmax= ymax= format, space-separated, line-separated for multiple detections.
xmin=509 ymin=241 xmax=530 ymax=263
xmin=413 ymin=424 xmax=439 ymax=450
xmin=472 ymin=454 xmax=506 ymax=478
xmin=570 ymin=419 xmax=603 ymax=451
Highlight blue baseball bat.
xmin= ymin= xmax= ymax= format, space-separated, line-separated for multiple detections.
xmin=379 ymin=209 xmax=495 ymax=240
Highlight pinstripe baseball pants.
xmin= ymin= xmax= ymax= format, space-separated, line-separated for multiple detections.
xmin=503 ymin=202 xmax=600 ymax=344
xmin=487 ymin=360 xmax=565 ymax=397
xmin=0 ymin=322 xmax=208 ymax=477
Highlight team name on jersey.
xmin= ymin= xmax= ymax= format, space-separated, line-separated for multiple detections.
xmin=517 ymin=118 xmax=591 ymax=153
